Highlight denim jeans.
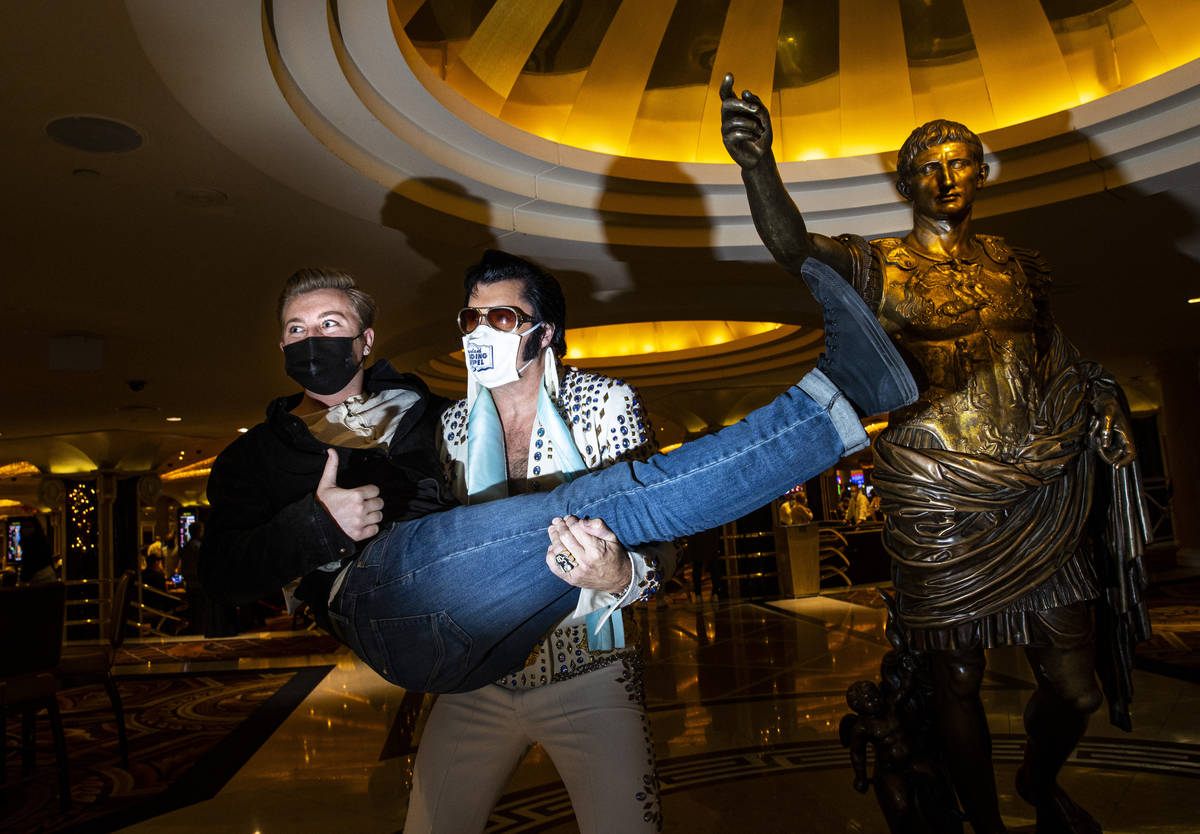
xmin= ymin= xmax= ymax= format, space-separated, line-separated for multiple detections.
xmin=328 ymin=369 xmax=865 ymax=693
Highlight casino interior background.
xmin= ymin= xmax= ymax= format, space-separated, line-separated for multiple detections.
xmin=2 ymin=1 xmax=1200 ymax=831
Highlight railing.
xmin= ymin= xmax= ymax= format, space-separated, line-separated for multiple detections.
xmin=135 ymin=582 xmax=188 ymax=638
xmin=64 ymin=577 xmax=110 ymax=641
xmin=64 ymin=576 xmax=188 ymax=640
xmin=719 ymin=526 xmax=779 ymax=599
xmin=817 ymin=526 xmax=852 ymax=587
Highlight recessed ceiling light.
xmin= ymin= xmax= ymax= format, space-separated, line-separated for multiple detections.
xmin=175 ymin=187 xmax=229 ymax=208
xmin=165 ymin=416 xmax=182 ymax=422
xmin=237 ymin=427 xmax=249 ymax=433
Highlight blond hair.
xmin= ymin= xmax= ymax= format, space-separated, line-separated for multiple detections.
xmin=276 ymin=268 xmax=376 ymax=332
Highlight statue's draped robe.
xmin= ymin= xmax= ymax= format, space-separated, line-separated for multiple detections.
xmin=841 ymin=234 xmax=1152 ymax=730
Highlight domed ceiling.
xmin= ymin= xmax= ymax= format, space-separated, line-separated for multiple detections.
xmin=233 ymin=0 xmax=1200 ymax=253
xmin=395 ymin=0 xmax=1200 ymax=162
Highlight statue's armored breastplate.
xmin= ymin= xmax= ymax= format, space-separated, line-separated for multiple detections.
xmin=874 ymin=235 xmax=1041 ymax=459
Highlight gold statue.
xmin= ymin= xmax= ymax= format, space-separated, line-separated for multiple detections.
xmin=721 ymin=73 xmax=1151 ymax=834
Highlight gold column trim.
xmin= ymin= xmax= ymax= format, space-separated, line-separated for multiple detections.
xmin=838 ymin=0 xmax=914 ymax=156
xmin=962 ymin=0 xmax=1078 ymax=125
xmin=560 ymin=0 xmax=678 ymax=156
xmin=1130 ymin=0 xmax=1200 ymax=68
xmin=696 ymin=0 xmax=784 ymax=163
xmin=452 ymin=0 xmax=564 ymax=104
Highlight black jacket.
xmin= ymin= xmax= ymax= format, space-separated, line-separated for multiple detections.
xmin=199 ymin=362 xmax=457 ymax=606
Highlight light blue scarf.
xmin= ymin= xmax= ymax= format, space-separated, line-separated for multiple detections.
xmin=464 ymin=350 xmax=625 ymax=650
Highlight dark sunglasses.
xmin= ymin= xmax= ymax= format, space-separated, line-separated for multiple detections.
xmin=457 ymin=306 xmax=538 ymax=335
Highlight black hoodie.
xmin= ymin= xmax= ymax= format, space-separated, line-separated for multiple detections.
xmin=199 ymin=362 xmax=457 ymax=611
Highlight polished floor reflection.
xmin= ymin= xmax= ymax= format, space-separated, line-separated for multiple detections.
xmin=117 ymin=593 xmax=1200 ymax=833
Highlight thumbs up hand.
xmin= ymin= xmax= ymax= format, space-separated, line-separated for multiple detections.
xmin=315 ymin=448 xmax=384 ymax=541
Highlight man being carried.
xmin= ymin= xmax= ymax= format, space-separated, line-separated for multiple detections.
xmin=201 ymin=254 xmax=917 ymax=695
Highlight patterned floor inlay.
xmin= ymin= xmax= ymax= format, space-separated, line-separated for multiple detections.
xmin=1 ymin=666 xmax=330 ymax=834
xmin=483 ymin=735 xmax=1200 ymax=832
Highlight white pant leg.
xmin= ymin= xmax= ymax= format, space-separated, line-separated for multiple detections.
xmin=520 ymin=661 xmax=661 ymax=833
xmin=404 ymin=686 xmax=531 ymax=834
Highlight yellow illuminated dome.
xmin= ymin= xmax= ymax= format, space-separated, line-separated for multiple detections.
xmin=564 ymin=320 xmax=781 ymax=360
xmin=416 ymin=320 xmax=822 ymax=398
xmin=393 ymin=0 xmax=1200 ymax=162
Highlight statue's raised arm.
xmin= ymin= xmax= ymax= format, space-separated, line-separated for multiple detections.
xmin=719 ymin=73 xmax=852 ymax=278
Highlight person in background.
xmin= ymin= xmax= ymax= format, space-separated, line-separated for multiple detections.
xmin=17 ymin=518 xmax=57 ymax=584
xmin=162 ymin=528 xmax=180 ymax=578
xmin=178 ymin=521 xmax=207 ymax=634
xmin=843 ymin=483 xmax=870 ymax=528
xmin=866 ymin=484 xmax=882 ymax=523
xmin=143 ymin=551 xmax=168 ymax=592
xmin=406 ymin=251 xmax=673 ymax=833
xmin=687 ymin=525 xmax=727 ymax=602
xmin=144 ymin=550 xmax=187 ymax=632
xmin=778 ymin=487 xmax=814 ymax=526
xmin=145 ymin=536 xmax=164 ymax=572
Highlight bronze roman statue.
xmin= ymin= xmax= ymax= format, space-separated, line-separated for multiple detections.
xmin=720 ymin=73 xmax=1151 ymax=834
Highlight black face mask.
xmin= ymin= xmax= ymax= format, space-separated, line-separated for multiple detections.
xmin=283 ymin=335 xmax=364 ymax=395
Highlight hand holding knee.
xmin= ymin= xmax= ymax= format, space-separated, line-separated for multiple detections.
xmin=316 ymin=449 xmax=384 ymax=541
xmin=546 ymin=515 xmax=633 ymax=594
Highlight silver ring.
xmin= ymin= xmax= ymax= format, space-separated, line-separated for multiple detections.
xmin=555 ymin=550 xmax=577 ymax=572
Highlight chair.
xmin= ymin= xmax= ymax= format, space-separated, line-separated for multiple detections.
xmin=136 ymin=577 xmax=188 ymax=637
xmin=818 ymin=526 xmax=853 ymax=587
xmin=0 ymin=581 xmax=70 ymax=810
xmin=56 ymin=570 xmax=135 ymax=769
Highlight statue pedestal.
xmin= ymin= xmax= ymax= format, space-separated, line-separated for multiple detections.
xmin=774 ymin=524 xmax=820 ymax=596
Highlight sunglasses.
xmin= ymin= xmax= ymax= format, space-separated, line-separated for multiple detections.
xmin=457 ymin=306 xmax=539 ymax=335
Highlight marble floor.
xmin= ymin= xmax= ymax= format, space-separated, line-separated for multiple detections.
xmin=115 ymin=594 xmax=1200 ymax=833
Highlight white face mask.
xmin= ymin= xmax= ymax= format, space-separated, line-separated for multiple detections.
xmin=463 ymin=322 xmax=541 ymax=389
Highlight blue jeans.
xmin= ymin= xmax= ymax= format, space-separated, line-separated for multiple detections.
xmin=328 ymin=370 xmax=865 ymax=693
